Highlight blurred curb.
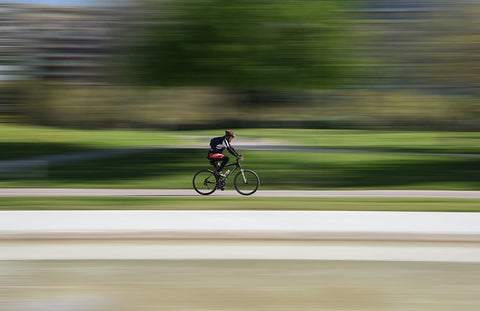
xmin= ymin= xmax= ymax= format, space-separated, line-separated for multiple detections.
xmin=1 ymin=231 xmax=480 ymax=242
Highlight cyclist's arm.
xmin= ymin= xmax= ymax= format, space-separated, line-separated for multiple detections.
xmin=225 ymin=139 xmax=241 ymax=158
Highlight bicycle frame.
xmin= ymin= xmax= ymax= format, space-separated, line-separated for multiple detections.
xmin=194 ymin=157 xmax=259 ymax=195
xmin=219 ymin=159 xmax=245 ymax=182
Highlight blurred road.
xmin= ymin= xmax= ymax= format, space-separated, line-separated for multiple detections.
xmin=1 ymin=239 xmax=479 ymax=262
xmin=1 ymin=210 xmax=479 ymax=262
xmin=2 ymin=206 xmax=479 ymax=311
xmin=2 ymin=260 xmax=479 ymax=311
xmin=1 ymin=188 xmax=480 ymax=198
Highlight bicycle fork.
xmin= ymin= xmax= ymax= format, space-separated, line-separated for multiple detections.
xmin=240 ymin=168 xmax=248 ymax=183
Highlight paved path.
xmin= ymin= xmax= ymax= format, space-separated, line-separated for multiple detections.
xmin=1 ymin=210 xmax=479 ymax=261
xmin=2 ymin=240 xmax=479 ymax=262
xmin=1 ymin=188 xmax=480 ymax=198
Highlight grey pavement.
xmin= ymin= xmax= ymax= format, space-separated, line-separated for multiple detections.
xmin=1 ymin=188 xmax=480 ymax=198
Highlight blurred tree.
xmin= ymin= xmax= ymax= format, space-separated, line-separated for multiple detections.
xmin=125 ymin=0 xmax=355 ymax=92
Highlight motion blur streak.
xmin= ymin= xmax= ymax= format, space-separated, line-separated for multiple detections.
xmin=1 ymin=1 xmax=479 ymax=310
xmin=1 ymin=260 xmax=480 ymax=311
xmin=0 ymin=0 xmax=479 ymax=130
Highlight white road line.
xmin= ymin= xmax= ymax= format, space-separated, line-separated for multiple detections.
xmin=1 ymin=210 xmax=480 ymax=235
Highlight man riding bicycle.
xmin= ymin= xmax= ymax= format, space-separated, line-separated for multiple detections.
xmin=207 ymin=130 xmax=243 ymax=177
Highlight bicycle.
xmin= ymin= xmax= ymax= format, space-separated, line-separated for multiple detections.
xmin=192 ymin=158 xmax=260 ymax=196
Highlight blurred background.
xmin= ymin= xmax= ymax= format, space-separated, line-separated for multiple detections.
xmin=1 ymin=2 xmax=480 ymax=311
xmin=0 ymin=0 xmax=479 ymax=190
xmin=0 ymin=0 xmax=478 ymax=130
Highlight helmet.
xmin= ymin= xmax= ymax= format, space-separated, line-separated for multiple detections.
xmin=225 ymin=130 xmax=235 ymax=138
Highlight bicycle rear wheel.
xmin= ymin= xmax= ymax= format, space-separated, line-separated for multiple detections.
xmin=193 ymin=169 xmax=218 ymax=195
xmin=234 ymin=169 xmax=260 ymax=195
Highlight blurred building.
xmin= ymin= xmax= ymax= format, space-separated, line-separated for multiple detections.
xmin=0 ymin=0 xmax=478 ymax=92
xmin=0 ymin=5 xmax=27 ymax=82
xmin=356 ymin=0 xmax=479 ymax=93
xmin=0 ymin=2 xmax=130 ymax=85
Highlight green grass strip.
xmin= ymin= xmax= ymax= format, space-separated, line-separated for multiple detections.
xmin=1 ymin=149 xmax=479 ymax=190
xmin=2 ymin=123 xmax=480 ymax=160
xmin=0 ymin=197 xmax=479 ymax=212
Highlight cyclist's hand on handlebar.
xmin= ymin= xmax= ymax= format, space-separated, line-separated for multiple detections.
xmin=237 ymin=155 xmax=243 ymax=160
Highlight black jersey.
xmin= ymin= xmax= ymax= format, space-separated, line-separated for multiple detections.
xmin=209 ymin=136 xmax=240 ymax=157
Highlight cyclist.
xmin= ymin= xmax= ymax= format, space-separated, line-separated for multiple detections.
xmin=207 ymin=130 xmax=243 ymax=177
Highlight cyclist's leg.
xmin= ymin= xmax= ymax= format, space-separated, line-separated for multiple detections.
xmin=212 ymin=161 xmax=220 ymax=170
xmin=209 ymin=159 xmax=219 ymax=169
xmin=208 ymin=153 xmax=225 ymax=172
xmin=218 ymin=156 xmax=229 ymax=171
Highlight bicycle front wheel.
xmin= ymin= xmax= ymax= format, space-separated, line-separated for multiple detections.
xmin=234 ymin=169 xmax=260 ymax=195
xmin=193 ymin=169 xmax=218 ymax=195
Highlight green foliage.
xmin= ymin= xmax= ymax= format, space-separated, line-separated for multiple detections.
xmin=127 ymin=0 xmax=354 ymax=89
